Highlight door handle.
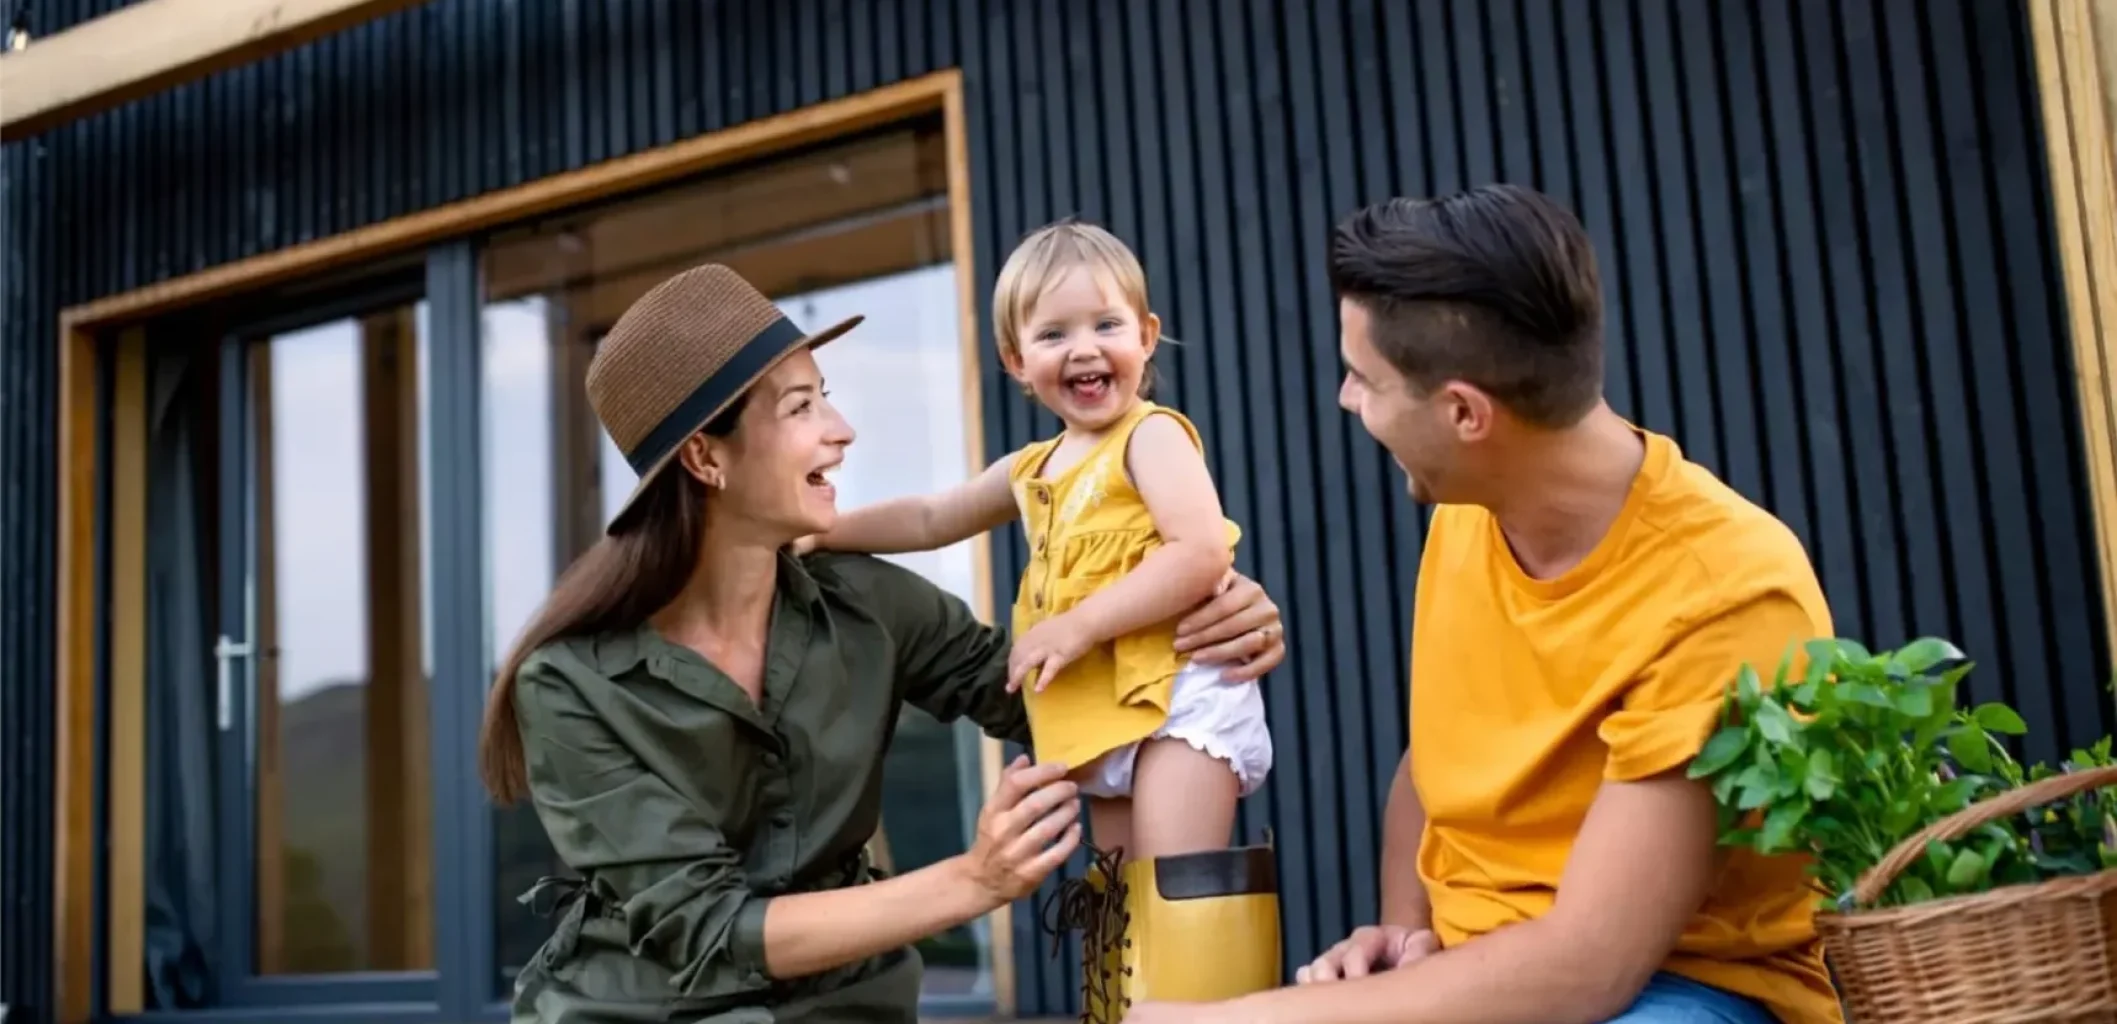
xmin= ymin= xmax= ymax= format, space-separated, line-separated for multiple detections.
xmin=214 ymin=635 xmax=253 ymax=732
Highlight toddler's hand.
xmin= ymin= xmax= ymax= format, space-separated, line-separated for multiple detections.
xmin=1008 ymin=614 xmax=1093 ymax=694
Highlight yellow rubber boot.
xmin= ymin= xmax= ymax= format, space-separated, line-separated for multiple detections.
xmin=1112 ymin=845 xmax=1283 ymax=1008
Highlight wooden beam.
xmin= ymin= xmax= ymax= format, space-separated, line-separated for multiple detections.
xmin=105 ymin=329 xmax=149 ymax=1016
xmin=361 ymin=307 xmax=433 ymax=971
xmin=2029 ymin=0 xmax=2117 ymax=682
xmin=942 ymin=78 xmax=1015 ymax=1020
xmin=61 ymin=71 xmax=964 ymax=330
xmin=54 ymin=318 xmax=97 ymax=1024
xmin=0 ymin=0 xmax=428 ymax=143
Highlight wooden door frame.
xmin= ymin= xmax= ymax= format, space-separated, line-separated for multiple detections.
xmin=2029 ymin=0 xmax=2117 ymax=685
xmin=52 ymin=68 xmax=1008 ymax=1024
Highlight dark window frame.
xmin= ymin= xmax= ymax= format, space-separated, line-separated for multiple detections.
xmin=88 ymin=124 xmax=1001 ymax=1024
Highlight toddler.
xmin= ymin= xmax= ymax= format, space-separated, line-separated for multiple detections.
xmin=807 ymin=219 xmax=1280 ymax=1019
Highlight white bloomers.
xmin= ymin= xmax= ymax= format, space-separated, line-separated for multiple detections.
xmin=1075 ymin=660 xmax=1274 ymax=799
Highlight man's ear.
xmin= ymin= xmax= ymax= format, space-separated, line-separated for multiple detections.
xmin=1443 ymin=381 xmax=1497 ymax=443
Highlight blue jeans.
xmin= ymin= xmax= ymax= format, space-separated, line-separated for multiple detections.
xmin=1602 ymin=972 xmax=1777 ymax=1023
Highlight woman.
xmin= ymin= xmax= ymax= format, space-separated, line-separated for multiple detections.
xmin=479 ymin=263 xmax=1289 ymax=1023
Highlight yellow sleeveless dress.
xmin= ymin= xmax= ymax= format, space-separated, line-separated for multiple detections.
xmin=1007 ymin=401 xmax=1244 ymax=774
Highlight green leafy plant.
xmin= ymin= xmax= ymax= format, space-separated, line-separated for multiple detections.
xmin=1685 ymin=636 xmax=2117 ymax=912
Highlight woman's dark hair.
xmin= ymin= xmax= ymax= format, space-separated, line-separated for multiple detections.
xmin=1328 ymin=183 xmax=1604 ymax=428
xmin=478 ymin=395 xmax=747 ymax=805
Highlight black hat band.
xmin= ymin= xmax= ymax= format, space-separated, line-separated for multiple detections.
xmin=624 ymin=315 xmax=809 ymax=474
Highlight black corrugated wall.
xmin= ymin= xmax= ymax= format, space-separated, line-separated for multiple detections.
xmin=0 ymin=1 xmax=2106 ymax=1019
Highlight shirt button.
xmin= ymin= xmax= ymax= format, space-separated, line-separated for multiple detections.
xmin=1036 ymin=489 xmax=1049 ymax=504
xmin=762 ymin=751 xmax=782 ymax=770
xmin=1033 ymin=593 xmax=1044 ymax=609
xmin=773 ymin=809 xmax=793 ymax=828
xmin=1035 ymin=536 xmax=1046 ymax=554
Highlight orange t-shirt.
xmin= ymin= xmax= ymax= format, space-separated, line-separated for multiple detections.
xmin=1408 ymin=427 xmax=1843 ymax=1024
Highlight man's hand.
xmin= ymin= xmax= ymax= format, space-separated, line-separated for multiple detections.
xmin=1295 ymin=924 xmax=1440 ymax=984
xmin=1173 ymin=570 xmax=1285 ymax=682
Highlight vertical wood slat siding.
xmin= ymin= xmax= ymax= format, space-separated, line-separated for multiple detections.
xmin=0 ymin=0 xmax=2105 ymax=1019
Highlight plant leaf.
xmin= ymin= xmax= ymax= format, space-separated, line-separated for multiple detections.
xmin=1691 ymin=727 xmax=1750 ymax=778
xmin=1894 ymin=683 xmax=1934 ymax=718
xmin=1883 ymin=799 xmax=1921 ymax=836
xmin=1895 ymin=875 xmax=1935 ymax=906
xmin=1802 ymin=639 xmax=1839 ymax=686
xmin=1973 ymin=703 xmax=2028 ymax=736
xmin=1712 ymin=770 xmax=1740 ymax=805
xmin=1932 ymin=776 xmax=1981 ymax=812
xmin=1776 ymin=748 xmax=1810 ymax=799
xmin=1737 ymin=778 xmax=1776 ymax=811
xmin=1805 ymin=748 xmax=1840 ymax=801
xmin=1944 ymin=847 xmax=1987 ymax=889
xmin=1761 ymin=798 xmax=1808 ymax=854
xmin=1840 ymin=684 xmax=1894 ymax=710
xmin=1895 ymin=637 xmax=1964 ymax=675
xmin=1737 ymin=664 xmax=1763 ymax=705
xmin=1753 ymin=700 xmax=1797 ymax=746
xmin=1949 ymin=725 xmax=1994 ymax=774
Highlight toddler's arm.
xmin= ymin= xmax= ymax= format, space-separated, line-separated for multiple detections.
xmin=1060 ymin=412 xmax=1234 ymax=643
xmin=813 ymin=452 xmax=1019 ymax=554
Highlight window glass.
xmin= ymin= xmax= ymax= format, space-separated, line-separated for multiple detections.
xmin=478 ymin=120 xmax=993 ymax=1002
xmin=251 ymin=304 xmax=436 ymax=976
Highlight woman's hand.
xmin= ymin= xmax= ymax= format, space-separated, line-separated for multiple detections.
xmin=962 ymin=756 xmax=1083 ymax=906
xmin=1171 ymin=570 xmax=1285 ymax=683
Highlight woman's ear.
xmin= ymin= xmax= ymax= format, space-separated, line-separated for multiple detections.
xmin=676 ymin=433 xmax=727 ymax=489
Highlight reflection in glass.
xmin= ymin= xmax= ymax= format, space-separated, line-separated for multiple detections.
xmin=483 ymin=295 xmax=571 ymax=979
xmin=478 ymin=118 xmax=992 ymax=1001
xmin=253 ymin=305 xmax=434 ymax=975
xmin=797 ymin=265 xmax=994 ymax=998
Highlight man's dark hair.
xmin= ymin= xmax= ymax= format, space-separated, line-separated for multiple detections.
xmin=1327 ymin=184 xmax=1604 ymax=428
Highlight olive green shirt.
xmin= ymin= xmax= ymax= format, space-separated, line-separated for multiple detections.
xmin=509 ymin=551 xmax=1031 ymax=1024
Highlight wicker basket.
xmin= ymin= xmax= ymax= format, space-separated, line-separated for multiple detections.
xmin=1815 ymin=764 xmax=2117 ymax=1023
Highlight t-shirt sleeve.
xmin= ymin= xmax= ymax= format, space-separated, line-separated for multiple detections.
xmin=1599 ymin=590 xmax=1823 ymax=783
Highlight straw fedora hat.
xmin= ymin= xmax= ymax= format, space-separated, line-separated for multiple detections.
xmin=586 ymin=263 xmax=862 ymax=531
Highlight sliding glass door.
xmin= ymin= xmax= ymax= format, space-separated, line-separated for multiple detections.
xmin=207 ymin=288 xmax=440 ymax=1011
xmin=115 ymin=112 xmax=994 ymax=1024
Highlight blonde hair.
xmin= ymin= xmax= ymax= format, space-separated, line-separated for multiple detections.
xmin=991 ymin=218 xmax=1161 ymax=396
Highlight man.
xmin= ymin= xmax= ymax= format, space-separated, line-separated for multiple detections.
xmin=1123 ymin=185 xmax=1840 ymax=1024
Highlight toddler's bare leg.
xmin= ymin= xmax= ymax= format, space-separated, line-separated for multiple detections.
xmin=1127 ymin=738 xmax=1239 ymax=859
xmin=1087 ymin=796 xmax=1133 ymax=858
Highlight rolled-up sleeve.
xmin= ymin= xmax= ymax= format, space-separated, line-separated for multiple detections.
xmin=812 ymin=552 xmax=1031 ymax=745
xmin=514 ymin=656 xmax=774 ymax=994
xmin=1599 ymin=590 xmax=1822 ymax=783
